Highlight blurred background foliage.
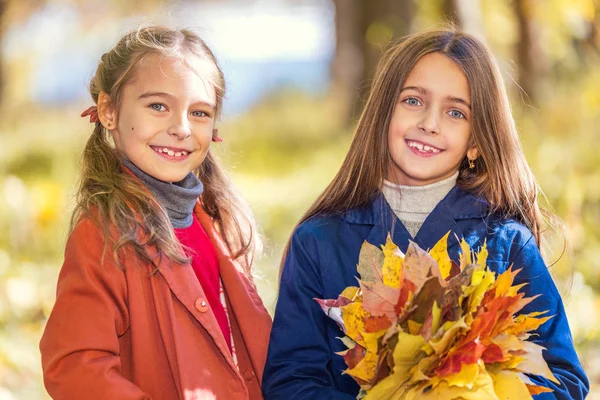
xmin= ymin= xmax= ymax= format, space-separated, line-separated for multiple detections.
xmin=0 ymin=0 xmax=598 ymax=398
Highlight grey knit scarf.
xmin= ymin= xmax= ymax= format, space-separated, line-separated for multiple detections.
xmin=122 ymin=158 xmax=203 ymax=229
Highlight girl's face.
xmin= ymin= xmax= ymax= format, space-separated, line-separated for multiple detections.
xmin=386 ymin=52 xmax=478 ymax=186
xmin=108 ymin=53 xmax=217 ymax=183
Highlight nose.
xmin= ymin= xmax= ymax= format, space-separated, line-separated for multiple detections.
xmin=417 ymin=108 xmax=440 ymax=135
xmin=167 ymin=112 xmax=191 ymax=139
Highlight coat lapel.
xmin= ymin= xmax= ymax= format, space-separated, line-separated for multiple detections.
xmin=194 ymin=203 xmax=271 ymax=382
xmin=153 ymin=250 xmax=238 ymax=371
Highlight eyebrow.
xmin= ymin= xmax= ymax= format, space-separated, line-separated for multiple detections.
xmin=137 ymin=91 xmax=216 ymax=109
xmin=400 ymin=86 xmax=471 ymax=109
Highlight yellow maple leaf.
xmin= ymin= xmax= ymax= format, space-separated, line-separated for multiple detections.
xmin=408 ymin=320 xmax=422 ymax=335
xmin=340 ymin=286 xmax=361 ymax=301
xmin=440 ymin=362 xmax=480 ymax=390
xmin=382 ymin=236 xmax=405 ymax=289
xmin=363 ymin=331 xmax=427 ymax=399
xmin=363 ymin=329 xmax=386 ymax=355
xmin=429 ymin=232 xmax=452 ymax=280
xmin=387 ymin=332 xmax=426 ymax=377
xmin=459 ymin=238 xmax=472 ymax=271
xmin=476 ymin=240 xmax=488 ymax=268
xmin=341 ymin=302 xmax=368 ymax=346
xmin=406 ymin=366 xmax=498 ymax=400
xmin=468 ymin=269 xmax=495 ymax=312
xmin=493 ymin=267 xmax=519 ymax=297
xmin=506 ymin=313 xmax=552 ymax=336
xmin=490 ymin=370 xmax=533 ymax=400
xmin=345 ymin=328 xmax=389 ymax=384
xmin=363 ymin=372 xmax=408 ymax=400
xmin=346 ymin=348 xmax=379 ymax=383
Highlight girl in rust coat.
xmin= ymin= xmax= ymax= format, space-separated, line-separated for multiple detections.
xmin=40 ymin=26 xmax=271 ymax=400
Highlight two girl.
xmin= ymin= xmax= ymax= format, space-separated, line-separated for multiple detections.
xmin=40 ymin=26 xmax=271 ymax=399
xmin=263 ymin=28 xmax=589 ymax=399
xmin=41 ymin=24 xmax=589 ymax=400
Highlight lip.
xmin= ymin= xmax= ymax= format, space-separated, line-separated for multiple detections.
xmin=405 ymin=139 xmax=444 ymax=158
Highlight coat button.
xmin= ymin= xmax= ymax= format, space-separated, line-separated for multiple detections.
xmin=243 ymin=370 xmax=255 ymax=381
xmin=195 ymin=298 xmax=209 ymax=313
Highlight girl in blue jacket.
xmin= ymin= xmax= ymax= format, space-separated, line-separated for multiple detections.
xmin=263 ymin=28 xmax=589 ymax=399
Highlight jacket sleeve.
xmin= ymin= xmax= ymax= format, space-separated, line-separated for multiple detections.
xmin=262 ymin=227 xmax=356 ymax=400
xmin=39 ymin=219 xmax=151 ymax=400
xmin=510 ymin=231 xmax=590 ymax=399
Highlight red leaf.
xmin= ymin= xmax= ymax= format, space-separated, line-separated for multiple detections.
xmin=436 ymin=340 xmax=486 ymax=376
xmin=364 ymin=315 xmax=392 ymax=333
xmin=482 ymin=343 xmax=505 ymax=363
xmin=395 ymin=279 xmax=416 ymax=316
xmin=344 ymin=344 xmax=366 ymax=369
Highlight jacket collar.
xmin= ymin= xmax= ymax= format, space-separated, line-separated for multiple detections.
xmin=344 ymin=185 xmax=489 ymax=225
xmin=343 ymin=185 xmax=490 ymax=252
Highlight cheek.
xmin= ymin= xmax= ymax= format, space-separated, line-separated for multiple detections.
xmin=196 ymin=126 xmax=214 ymax=145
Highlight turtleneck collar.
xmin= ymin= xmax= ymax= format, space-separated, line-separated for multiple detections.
xmin=382 ymin=171 xmax=459 ymax=217
xmin=122 ymin=158 xmax=204 ymax=229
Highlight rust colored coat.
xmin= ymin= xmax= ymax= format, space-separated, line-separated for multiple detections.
xmin=40 ymin=203 xmax=272 ymax=400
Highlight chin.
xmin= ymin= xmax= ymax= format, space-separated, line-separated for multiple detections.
xmin=146 ymin=169 xmax=188 ymax=183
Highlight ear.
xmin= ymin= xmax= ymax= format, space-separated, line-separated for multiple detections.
xmin=467 ymin=145 xmax=479 ymax=161
xmin=97 ymin=91 xmax=117 ymax=131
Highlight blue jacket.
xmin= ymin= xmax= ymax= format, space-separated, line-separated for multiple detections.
xmin=263 ymin=186 xmax=589 ymax=399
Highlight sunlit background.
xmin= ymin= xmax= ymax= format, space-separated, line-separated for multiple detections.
xmin=0 ymin=0 xmax=599 ymax=398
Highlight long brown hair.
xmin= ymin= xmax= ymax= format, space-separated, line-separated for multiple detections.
xmin=72 ymin=26 xmax=259 ymax=273
xmin=293 ymin=26 xmax=550 ymax=252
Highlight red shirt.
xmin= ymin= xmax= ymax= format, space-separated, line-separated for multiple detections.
xmin=174 ymin=215 xmax=232 ymax=352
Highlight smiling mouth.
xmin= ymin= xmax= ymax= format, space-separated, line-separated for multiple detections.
xmin=150 ymin=146 xmax=192 ymax=159
xmin=405 ymin=139 xmax=443 ymax=155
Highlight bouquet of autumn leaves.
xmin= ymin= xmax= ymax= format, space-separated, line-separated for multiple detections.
xmin=315 ymin=232 xmax=558 ymax=400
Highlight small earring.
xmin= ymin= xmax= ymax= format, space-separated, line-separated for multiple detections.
xmin=107 ymin=123 xmax=111 ymax=127
xmin=468 ymin=158 xmax=475 ymax=169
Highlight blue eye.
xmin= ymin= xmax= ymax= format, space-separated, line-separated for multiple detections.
xmin=191 ymin=110 xmax=208 ymax=118
xmin=449 ymin=109 xmax=465 ymax=119
xmin=404 ymin=97 xmax=422 ymax=106
xmin=150 ymin=103 xmax=166 ymax=111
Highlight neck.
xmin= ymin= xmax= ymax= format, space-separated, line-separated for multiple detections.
xmin=122 ymin=158 xmax=204 ymax=229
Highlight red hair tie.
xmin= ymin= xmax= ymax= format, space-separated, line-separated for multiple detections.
xmin=81 ymin=106 xmax=99 ymax=123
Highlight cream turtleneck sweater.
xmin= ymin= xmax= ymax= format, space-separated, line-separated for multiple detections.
xmin=382 ymin=172 xmax=458 ymax=238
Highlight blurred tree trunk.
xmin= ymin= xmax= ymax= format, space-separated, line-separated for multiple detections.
xmin=513 ymin=0 xmax=547 ymax=105
xmin=331 ymin=0 xmax=414 ymax=123
xmin=330 ymin=0 xmax=363 ymax=124
xmin=442 ymin=0 xmax=482 ymax=35
xmin=0 ymin=0 xmax=8 ymax=105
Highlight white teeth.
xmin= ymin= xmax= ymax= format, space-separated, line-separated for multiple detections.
xmin=408 ymin=141 xmax=440 ymax=153
xmin=154 ymin=147 xmax=188 ymax=157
